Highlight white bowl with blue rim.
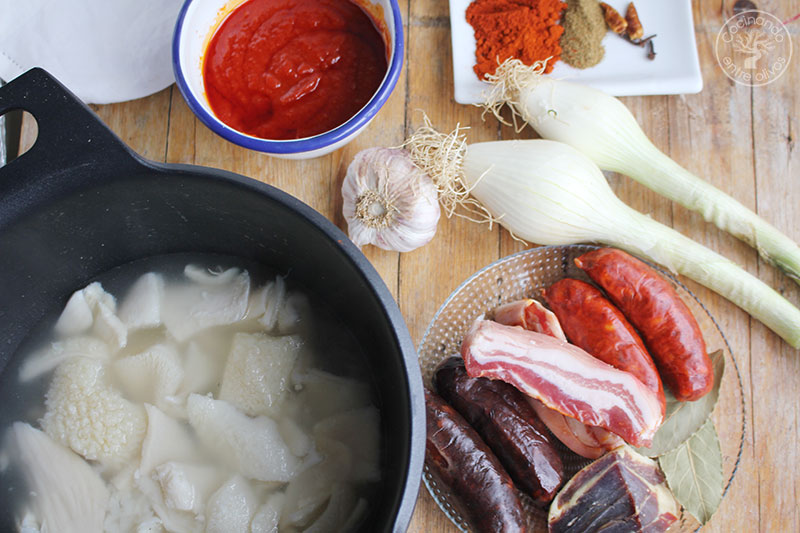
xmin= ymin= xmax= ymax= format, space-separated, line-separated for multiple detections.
xmin=172 ymin=0 xmax=403 ymax=160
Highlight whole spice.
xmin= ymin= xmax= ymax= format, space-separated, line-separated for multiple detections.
xmin=625 ymin=2 xmax=644 ymax=40
xmin=560 ymin=0 xmax=607 ymax=69
xmin=599 ymin=2 xmax=627 ymax=35
xmin=466 ymin=0 xmax=566 ymax=80
xmin=341 ymin=147 xmax=440 ymax=252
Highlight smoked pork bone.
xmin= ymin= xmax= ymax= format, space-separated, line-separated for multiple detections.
xmin=434 ymin=356 xmax=563 ymax=504
xmin=461 ymin=319 xmax=663 ymax=447
xmin=494 ymin=299 xmax=623 ymax=458
xmin=543 ymin=278 xmax=666 ymax=415
xmin=424 ymin=390 xmax=527 ymax=533
xmin=576 ymin=248 xmax=714 ymax=401
xmin=548 ymin=446 xmax=679 ymax=533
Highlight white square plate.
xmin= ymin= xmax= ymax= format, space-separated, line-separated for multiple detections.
xmin=450 ymin=0 xmax=703 ymax=104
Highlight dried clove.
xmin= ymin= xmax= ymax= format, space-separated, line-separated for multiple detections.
xmin=647 ymin=39 xmax=656 ymax=60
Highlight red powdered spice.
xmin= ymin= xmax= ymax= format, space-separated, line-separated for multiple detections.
xmin=466 ymin=0 xmax=566 ymax=80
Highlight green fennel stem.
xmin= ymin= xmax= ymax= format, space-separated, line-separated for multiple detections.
xmin=611 ymin=140 xmax=800 ymax=283
xmin=615 ymin=209 xmax=800 ymax=348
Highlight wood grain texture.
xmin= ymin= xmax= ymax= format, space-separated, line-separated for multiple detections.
xmin=19 ymin=0 xmax=798 ymax=530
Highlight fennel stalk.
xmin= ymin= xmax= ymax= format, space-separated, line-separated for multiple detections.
xmin=483 ymin=59 xmax=800 ymax=283
xmin=407 ymin=122 xmax=800 ymax=348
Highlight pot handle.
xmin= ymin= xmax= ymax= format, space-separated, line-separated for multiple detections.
xmin=0 ymin=68 xmax=139 ymax=183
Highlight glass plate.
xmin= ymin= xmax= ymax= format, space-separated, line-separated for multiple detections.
xmin=418 ymin=245 xmax=745 ymax=532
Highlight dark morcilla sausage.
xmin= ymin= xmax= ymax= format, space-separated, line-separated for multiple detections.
xmin=434 ymin=357 xmax=563 ymax=504
xmin=425 ymin=389 xmax=527 ymax=533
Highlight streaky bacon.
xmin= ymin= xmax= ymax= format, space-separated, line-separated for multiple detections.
xmin=461 ymin=320 xmax=663 ymax=447
xmin=493 ymin=299 xmax=624 ymax=458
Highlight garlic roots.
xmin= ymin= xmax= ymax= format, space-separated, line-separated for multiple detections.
xmin=342 ymin=148 xmax=440 ymax=252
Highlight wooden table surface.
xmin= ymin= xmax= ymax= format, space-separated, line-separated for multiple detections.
xmin=19 ymin=1 xmax=798 ymax=531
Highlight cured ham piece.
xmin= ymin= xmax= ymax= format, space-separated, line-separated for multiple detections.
xmin=493 ymin=300 xmax=623 ymax=458
xmin=548 ymin=446 xmax=679 ymax=533
xmin=493 ymin=299 xmax=565 ymax=339
xmin=461 ymin=320 xmax=663 ymax=447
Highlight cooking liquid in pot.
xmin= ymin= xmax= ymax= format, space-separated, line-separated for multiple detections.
xmin=0 ymin=253 xmax=382 ymax=532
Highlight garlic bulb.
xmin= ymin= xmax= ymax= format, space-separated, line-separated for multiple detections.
xmin=342 ymin=148 xmax=440 ymax=252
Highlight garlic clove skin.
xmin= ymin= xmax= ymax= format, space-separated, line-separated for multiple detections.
xmin=342 ymin=148 xmax=440 ymax=253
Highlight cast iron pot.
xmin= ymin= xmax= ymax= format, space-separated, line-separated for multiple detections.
xmin=0 ymin=68 xmax=425 ymax=532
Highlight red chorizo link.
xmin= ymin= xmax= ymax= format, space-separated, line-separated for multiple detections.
xmin=424 ymin=389 xmax=527 ymax=533
xmin=434 ymin=357 xmax=563 ymax=504
xmin=575 ymin=248 xmax=713 ymax=401
xmin=543 ymin=278 xmax=666 ymax=414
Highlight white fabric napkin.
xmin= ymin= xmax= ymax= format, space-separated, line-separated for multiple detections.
xmin=0 ymin=0 xmax=184 ymax=104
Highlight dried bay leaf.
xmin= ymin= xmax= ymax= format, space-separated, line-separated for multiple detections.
xmin=635 ymin=349 xmax=725 ymax=457
xmin=658 ymin=418 xmax=724 ymax=525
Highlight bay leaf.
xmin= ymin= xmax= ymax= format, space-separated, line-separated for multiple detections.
xmin=658 ymin=418 xmax=724 ymax=525
xmin=635 ymin=349 xmax=724 ymax=457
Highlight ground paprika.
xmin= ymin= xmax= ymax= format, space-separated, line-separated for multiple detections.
xmin=466 ymin=0 xmax=566 ymax=80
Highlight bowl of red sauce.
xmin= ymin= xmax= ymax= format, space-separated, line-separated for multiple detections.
xmin=173 ymin=0 xmax=402 ymax=159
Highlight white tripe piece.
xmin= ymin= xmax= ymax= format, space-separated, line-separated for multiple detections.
xmin=280 ymin=440 xmax=352 ymax=529
xmin=114 ymin=345 xmax=184 ymax=409
xmin=41 ymin=357 xmax=146 ymax=469
xmin=314 ymin=406 xmax=381 ymax=482
xmin=103 ymin=482 xmax=158 ymax=533
xmin=250 ymin=492 xmax=285 ymax=533
xmin=277 ymin=292 xmax=309 ymax=334
xmin=304 ymin=483 xmax=361 ymax=533
xmin=186 ymin=394 xmax=299 ymax=483
xmin=184 ymin=265 xmax=241 ymax=285
xmin=218 ymin=332 xmax=302 ymax=417
xmin=293 ymin=369 xmax=373 ymax=424
xmin=154 ymin=462 xmax=224 ymax=516
xmin=118 ymin=273 xmax=165 ymax=331
xmin=139 ymin=404 xmax=198 ymax=475
xmin=175 ymin=341 xmax=225 ymax=398
xmin=6 ymin=422 xmax=109 ymax=533
xmin=204 ymin=475 xmax=258 ymax=533
xmin=259 ymin=276 xmax=285 ymax=330
xmin=161 ymin=268 xmax=250 ymax=342
xmin=54 ymin=282 xmax=127 ymax=351
xmin=278 ymin=417 xmax=312 ymax=458
xmin=137 ymin=404 xmax=203 ymax=533
xmin=19 ymin=336 xmax=110 ymax=383
xmin=53 ymin=290 xmax=94 ymax=337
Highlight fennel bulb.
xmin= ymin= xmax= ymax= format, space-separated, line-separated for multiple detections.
xmin=483 ymin=59 xmax=800 ymax=283
xmin=407 ymin=122 xmax=800 ymax=348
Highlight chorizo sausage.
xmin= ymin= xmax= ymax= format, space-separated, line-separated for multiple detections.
xmin=543 ymin=278 xmax=666 ymax=414
xmin=575 ymin=248 xmax=713 ymax=401
xmin=434 ymin=357 xmax=563 ymax=504
xmin=424 ymin=389 xmax=527 ymax=533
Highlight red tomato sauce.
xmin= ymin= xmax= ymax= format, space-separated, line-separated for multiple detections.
xmin=203 ymin=0 xmax=389 ymax=140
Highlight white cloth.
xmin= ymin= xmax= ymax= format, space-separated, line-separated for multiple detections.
xmin=0 ymin=0 xmax=184 ymax=104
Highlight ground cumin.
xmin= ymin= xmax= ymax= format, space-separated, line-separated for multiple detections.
xmin=467 ymin=0 xmax=566 ymax=80
xmin=560 ymin=0 xmax=606 ymax=69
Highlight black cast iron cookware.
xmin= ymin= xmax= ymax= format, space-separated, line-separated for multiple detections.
xmin=0 ymin=68 xmax=424 ymax=532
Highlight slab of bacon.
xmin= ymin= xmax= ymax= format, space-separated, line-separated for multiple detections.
xmin=548 ymin=446 xmax=679 ymax=533
xmin=493 ymin=299 xmax=624 ymax=458
xmin=461 ymin=319 xmax=663 ymax=448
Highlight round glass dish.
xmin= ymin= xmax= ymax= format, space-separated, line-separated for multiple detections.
xmin=418 ymin=245 xmax=745 ymax=532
